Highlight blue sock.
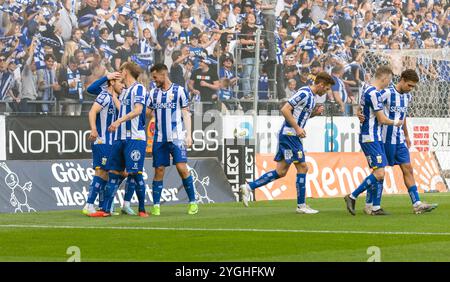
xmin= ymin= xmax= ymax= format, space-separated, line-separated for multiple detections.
xmin=372 ymin=179 xmax=384 ymax=208
xmin=365 ymin=184 xmax=374 ymax=205
xmin=87 ymin=176 xmax=107 ymax=205
xmin=249 ymin=170 xmax=280 ymax=190
xmin=352 ymin=174 xmax=377 ymax=199
xmin=133 ymin=173 xmax=147 ymax=212
xmin=183 ymin=175 xmax=196 ymax=203
xmin=99 ymin=184 xmax=107 ymax=210
xmin=124 ymin=176 xmax=136 ymax=202
xmin=152 ymin=180 xmax=163 ymax=205
xmin=104 ymin=173 xmax=122 ymax=213
xmin=296 ymin=174 xmax=306 ymax=205
xmin=408 ymin=185 xmax=420 ymax=205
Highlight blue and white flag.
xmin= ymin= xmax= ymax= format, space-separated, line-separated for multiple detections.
xmin=33 ymin=37 xmax=46 ymax=70
xmin=203 ymin=18 xmax=219 ymax=31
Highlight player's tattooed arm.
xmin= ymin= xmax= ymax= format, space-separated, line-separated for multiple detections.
xmin=109 ymin=103 xmax=144 ymax=132
xmin=374 ymin=110 xmax=403 ymax=127
xmin=311 ymin=104 xmax=324 ymax=117
xmin=357 ymin=107 xmax=365 ymax=123
xmin=146 ymin=108 xmax=153 ymax=120
xmin=88 ymin=103 xmax=103 ymax=142
xmin=403 ymin=117 xmax=411 ymax=148
xmin=182 ymin=107 xmax=193 ymax=148
xmin=280 ymin=103 xmax=306 ymax=138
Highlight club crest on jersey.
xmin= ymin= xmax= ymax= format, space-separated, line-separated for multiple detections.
xmin=101 ymin=157 xmax=107 ymax=165
xmin=297 ymin=151 xmax=303 ymax=159
xmin=284 ymin=149 xmax=293 ymax=160
xmin=168 ymin=93 xmax=174 ymax=101
xmin=130 ymin=150 xmax=141 ymax=162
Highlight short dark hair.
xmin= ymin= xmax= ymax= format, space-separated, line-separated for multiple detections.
xmin=400 ymin=69 xmax=419 ymax=83
xmin=314 ymin=72 xmax=335 ymax=85
xmin=421 ymin=31 xmax=432 ymax=40
xmin=100 ymin=27 xmax=109 ymax=34
xmin=285 ymin=65 xmax=297 ymax=73
xmin=375 ymin=65 xmax=393 ymax=79
xmin=150 ymin=63 xmax=169 ymax=73
xmin=120 ymin=62 xmax=143 ymax=79
xmin=171 ymin=50 xmax=182 ymax=62
xmin=44 ymin=54 xmax=56 ymax=62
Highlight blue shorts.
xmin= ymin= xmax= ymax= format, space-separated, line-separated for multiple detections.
xmin=105 ymin=140 xmax=147 ymax=173
xmin=152 ymin=140 xmax=188 ymax=168
xmin=384 ymin=142 xmax=410 ymax=166
xmin=274 ymin=134 xmax=305 ymax=164
xmin=360 ymin=141 xmax=387 ymax=169
xmin=92 ymin=144 xmax=112 ymax=170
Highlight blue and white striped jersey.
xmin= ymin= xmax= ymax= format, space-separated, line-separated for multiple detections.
xmin=381 ymin=85 xmax=412 ymax=145
xmin=94 ymin=86 xmax=117 ymax=145
xmin=116 ymin=82 xmax=148 ymax=141
xmin=148 ymin=83 xmax=189 ymax=142
xmin=275 ymin=34 xmax=286 ymax=64
xmin=280 ymin=87 xmax=316 ymax=136
xmin=359 ymin=85 xmax=384 ymax=143
xmin=331 ymin=75 xmax=348 ymax=104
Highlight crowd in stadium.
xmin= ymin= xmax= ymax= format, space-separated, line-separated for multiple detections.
xmin=0 ymin=0 xmax=449 ymax=115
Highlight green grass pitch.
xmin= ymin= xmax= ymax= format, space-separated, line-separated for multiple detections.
xmin=0 ymin=193 xmax=449 ymax=262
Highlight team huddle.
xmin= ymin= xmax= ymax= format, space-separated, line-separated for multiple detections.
xmin=82 ymin=62 xmax=197 ymax=217
xmin=240 ymin=67 xmax=438 ymax=215
xmin=82 ymin=63 xmax=437 ymax=218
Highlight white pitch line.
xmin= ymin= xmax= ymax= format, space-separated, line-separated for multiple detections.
xmin=0 ymin=224 xmax=450 ymax=236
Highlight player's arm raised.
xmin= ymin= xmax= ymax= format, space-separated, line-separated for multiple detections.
xmin=280 ymin=103 xmax=306 ymax=138
xmin=88 ymin=103 xmax=103 ymax=142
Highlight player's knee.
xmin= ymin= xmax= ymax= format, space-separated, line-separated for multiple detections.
xmin=301 ymin=163 xmax=309 ymax=173
xmin=295 ymin=162 xmax=308 ymax=174
xmin=402 ymin=164 xmax=414 ymax=176
xmin=154 ymin=167 xmax=165 ymax=180
xmin=373 ymin=168 xmax=385 ymax=181
xmin=276 ymin=168 xmax=287 ymax=178
xmin=176 ymin=163 xmax=189 ymax=178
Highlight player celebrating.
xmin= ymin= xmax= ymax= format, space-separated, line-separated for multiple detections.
xmin=90 ymin=62 xmax=149 ymax=217
xmin=363 ymin=69 xmax=438 ymax=214
xmin=148 ymin=63 xmax=197 ymax=216
xmin=82 ymin=72 xmax=122 ymax=215
xmin=344 ymin=66 xmax=403 ymax=216
xmin=240 ymin=72 xmax=334 ymax=214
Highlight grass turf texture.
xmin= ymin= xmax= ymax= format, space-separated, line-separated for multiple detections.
xmin=0 ymin=193 xmax=449 ymax=262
